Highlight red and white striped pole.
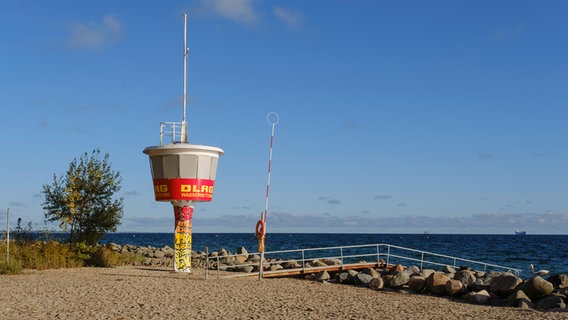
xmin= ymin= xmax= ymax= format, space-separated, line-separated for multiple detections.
xmin=258 ymin=112 xmax=279 ymax=280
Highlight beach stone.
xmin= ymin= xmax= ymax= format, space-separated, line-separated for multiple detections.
xmin=314 ymin=271 xmax=330 ymax=282
xmin=558 ymin=287 xmax=568 ymax=297
xmin=338 ymin=272 xmax=355 ymax=285
xmin=354 ymin=272 xmax=374 ymax=287
xmin=323 ymin=258 xmax=342 ymax=266
xmin=506 ymin=290 xmax=531 ymax=307
xmin=237 ymin=265 xmax=254 ymax=273
xmin=388 ymin=271 xmax=410 ymax=288
xmin=490 ymin=273 xmax=522 ymax=297
xmin=454 ymin=270 xmax=476 ymax=288
xmin=236 ymin=247 xmax=248 ymax=256
xmin=420 ymin=269 xmax=435 ymax=279
xmin=548 ymin=274 xmax=568 ymax=289
xmin=518 ymin=300 xmax=533 ymax=310
xmin=520 ymin=276 xmax=554 ymax=300
xmin=269 ymin=264 xmax=283 ymax=271
xmin=406 ymin=265 xmax=421 ymax=276
xmin=470 ymin=290 xmax=491 ymax=305
xmin=426 ymin=272 xmax=450 ymax=295
xmin=218 ymin=248 xmax=230 ymax=256
xmin=310 ymin=260 xmax=328 ymax=267
xmin=474 ymin=271 xmax=485 ymax=278
xmin=360 ymin=268 xmax=380 ymax=279
xmin=393 ymin=264 xmax=404 ymax=273
xmin=536 ymin=294 xmax=566 ymax=310
xmin=443 ymin=265 xmax=456 ymax=274
xmin=247 ymin=254 xmax=261 ymax=262
xmin=163 ymin=246 xmax=174 ymax=257
xmin=446 ymin=279 xmax=464 ymax=296
xmin=282 ymin=260 xmax=301 ymax=269
xmin=153 ymin=249 xmax=165 ymax=259
xmin=235 ymin=255 xmax=248 ymax=264
xmin=408 ymin=275 xmax=426 ymax=293
xmin=369 ymin=277 xmax=384 ymax=290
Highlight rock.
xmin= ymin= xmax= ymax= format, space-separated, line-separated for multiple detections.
xmin=338 ymin=272 xmax=355 ymax=285
xmin=443 ymin=265 xmax=456 ymax=274
xmin=235 ymin=255 xmax=248 ymax=264
xmin=218 ymin=248 xmax=230 ymax=256
xmin=163 ymin=246 xmax=174 ymax=257
xmin=426 ymin=272 xmax=450 ymax=295
xmin=282 ymin=260 xmax=302 ymax=269
xmin=360 ymin=268 xmax=380 ymax=279
xmin=548 ymin=274 xmax=568 ymax=289
xmin=388 ymin=271 xmax=410 ymax=288
xmin=406 ymin=265 xmax=421 ymax=276
xmin=520 ymin=276 xmax=554 ymax=300
xmin=236 ymin=247 xmax=248 ymax=256
xmin=394 ymin=264 xmax=405 ymax=273
xmin=369 ymin=277 xmax=384 ymax=290
xmin=247 ymin=254 xmax=261 ymax=262
xmin=153 ymin=249 xmax=165 ymax=259
xmin=446 ymin=279 xmax=464 ymax=296
xmin=474 ymin=271 xmax=485 ymax=278
xmin=420 ymin=269 xmax=435 ymax=279
xmin=322 ymin=258 xmax=342 ymax=266
xmin=311 ymin=260 xmax=328 ymax=267
xmin=489 ymin=273 xmax=522 ymax=297
xmin=454 ymin=270 xmax=476 ymax=288
xmin=237 ymin=265 xmax=254 ymax=273
xmin=354 ymin=272 xmax=374 ymax=287
xmin=314 ymin=271 xmax=330 ymax=282
xmin=108 ymin=242 xmax=121 ymax=251
xmin=269 ymin=264 xmax=283 ymax=271
xmin=536 ymin=294 xmax=566 ymax=310
xmin=408 ymin=275 xmax=426 ymax=293
xmin=558 ymin=287 xmax=568 ymax=297
xmin=518 ymin=300 xmax=533 ymax=310
xmin=471 ymin=290 xmax=492 ymax=305
xmin=506 ymin=290 xmax=531 ymax=307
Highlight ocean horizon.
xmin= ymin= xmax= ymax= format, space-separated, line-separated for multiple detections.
xmin=95 ymin=232 xmax=567 ymax=277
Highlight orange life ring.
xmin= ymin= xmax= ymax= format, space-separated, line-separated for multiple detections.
xmin=255 ymin=220 xmax=265 ymax=239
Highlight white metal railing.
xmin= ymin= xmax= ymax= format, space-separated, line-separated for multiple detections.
xmin=205 ymin=243 xmax=522 ymax=279
xmin=159 ymin=121 xmax=184 ymax=145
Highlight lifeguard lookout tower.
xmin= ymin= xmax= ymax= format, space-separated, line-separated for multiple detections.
xmin=143 ymin=14 xmax=224 ymax=272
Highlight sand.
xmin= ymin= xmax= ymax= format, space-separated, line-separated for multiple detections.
xmin=1 ymin=266 xmax=566 ymax=320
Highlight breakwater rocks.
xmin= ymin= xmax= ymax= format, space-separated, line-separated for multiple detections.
xmin=110 ymin=243 xmax=568 ymax=312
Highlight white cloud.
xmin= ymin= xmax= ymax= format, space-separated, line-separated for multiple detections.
xmin=67 ymin=15 xmax=123 ymax=50
xmin=273 ymin=6 xmax=304 ymax=29
xmin=199 ymin=0 xmax=259 ymax=25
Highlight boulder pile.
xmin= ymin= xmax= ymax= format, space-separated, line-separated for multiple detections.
xmin=109 ymin=243 xmax=568 ymax=312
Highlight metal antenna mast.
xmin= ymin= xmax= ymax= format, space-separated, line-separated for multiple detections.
xmin=181 ymin=13 xmax=189 ymax=143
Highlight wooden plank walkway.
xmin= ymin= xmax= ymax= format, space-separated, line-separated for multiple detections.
xmin=218 ymin=262 xmax=392 ymax=279
xmin=263 ymin=262 xmax=385 ymax=278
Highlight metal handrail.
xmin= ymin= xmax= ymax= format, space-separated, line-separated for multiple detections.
xmin=159 ymin=121 xmax=184 ymax=145
xmin=205 ymin=243 xmax=523 ymax=279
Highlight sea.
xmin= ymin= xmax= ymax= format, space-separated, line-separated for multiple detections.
xmin=96 ymin=233 xmax=568 ymax=278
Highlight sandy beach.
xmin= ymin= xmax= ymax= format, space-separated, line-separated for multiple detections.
xmin=1 ymin=266 xmax=566 ymax=320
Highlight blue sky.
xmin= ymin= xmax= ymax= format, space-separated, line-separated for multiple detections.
xmin=1 ymin=0 xmax=567 ymax=234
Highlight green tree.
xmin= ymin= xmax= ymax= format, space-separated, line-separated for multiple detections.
xmin=42 ymin=149 xmax=124 ymax=244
